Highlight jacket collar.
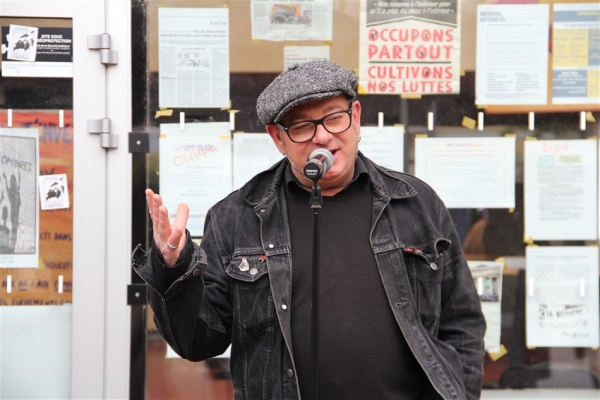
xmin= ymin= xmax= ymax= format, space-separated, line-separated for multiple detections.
xmin=238 ymin=151 xmax=417 ymax=207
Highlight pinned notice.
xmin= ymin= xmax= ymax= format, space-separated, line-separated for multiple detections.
xmin=39 ymin=174 xmax=70 ymax=210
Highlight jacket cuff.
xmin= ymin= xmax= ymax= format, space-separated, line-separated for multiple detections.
xmin=151 ymin=230 xmax=193 ymax=281
xmin=130 ymin=231 xmax=192 ymax=295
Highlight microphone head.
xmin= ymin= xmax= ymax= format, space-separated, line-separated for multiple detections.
xmin=303 ymin=148 xmax=334 ymax=181
xmin=309 ymin=148 xmax=334 ymax=169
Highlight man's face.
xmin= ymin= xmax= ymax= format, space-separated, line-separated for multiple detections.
xmin=266 ymin=95 xmax=362 ymax=195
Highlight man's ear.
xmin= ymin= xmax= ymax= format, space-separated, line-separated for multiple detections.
xmin=351 ymin=100 xmax=362 ymax=137
xmin=266 ymin=124 xmax=286 ymax=155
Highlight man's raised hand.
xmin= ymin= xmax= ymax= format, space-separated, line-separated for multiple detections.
xmin=145 ymin=188 xmax=190 ymax=267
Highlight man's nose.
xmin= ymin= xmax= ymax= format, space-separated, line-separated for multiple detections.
xmin=312 ymin=122 xmax=331 ymax=144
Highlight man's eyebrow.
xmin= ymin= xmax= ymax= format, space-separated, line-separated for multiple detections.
xmin=285 ymin=104 xmax=347 ymax=124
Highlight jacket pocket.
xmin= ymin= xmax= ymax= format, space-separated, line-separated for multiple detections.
xmin=226 ymin=253 xmax=277 ymax=336
xmin=403 ymin=238 xmax=451 ymax=335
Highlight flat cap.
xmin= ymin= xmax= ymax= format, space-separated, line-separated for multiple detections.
xmin=256 ymin=60 xmax=358 ymax=125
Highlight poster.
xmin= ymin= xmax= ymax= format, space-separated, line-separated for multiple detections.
xmin=414 ymin=136 xmax=515 ymax=209
xmin=0 ymin=128 xmax=39 ymax=269
xmin=526 ymin=246 xmax=599 ymax=348
xmin=524 ymin=140 xmax=597 ymax=241
xmin=359 ymin=0 xmax=461 ymax=95
xmin=283 ymin=46 xmax=330 ymax=70
xmin=159 ymin=122 xmax=233 ymax=236
xmin=468 ymin=260 xmax=503 ymax=353
xmin=358 ymin=126 xmax=404 ymax=171
xmin=552 ymin=3 xmax=600 ymax=105
xmin=233 ymin=133 xmax=283 ymax=190
xmin=475 ymin=4 xmax=549 ymax=105
xmin=158 ymin=8 xmax=230 ymax=108
xmin=0 ymin=110 xmax=74 ymax=305
xmin=251 ymin=0 xmax=333 ymax=41
xmin=1 ymin=26 xmax=73 ymax=78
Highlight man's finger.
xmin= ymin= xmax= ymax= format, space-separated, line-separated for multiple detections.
xmin=157 ymin=205 xmax=172 ymax=244
xmin=145 ymin=189 xmax=158 ymax=232
xmin=169 ymin=203 xmax=190 ymax=247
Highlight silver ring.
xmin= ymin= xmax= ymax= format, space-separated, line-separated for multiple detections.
xmin=166 ymin=241 xmax=179 ymax=250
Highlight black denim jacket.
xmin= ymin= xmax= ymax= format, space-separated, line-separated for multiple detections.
xmin=132 ymin=153 xmax=486 ymax=400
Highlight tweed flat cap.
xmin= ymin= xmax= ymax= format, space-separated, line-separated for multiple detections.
xmin=256 ymin=60 xmax=358 ymax=125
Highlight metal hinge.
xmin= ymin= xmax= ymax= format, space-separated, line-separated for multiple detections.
xmin=87 ymin=33 xmax=118 ymax=65
xmin=88 ymin=118 xmax=118 ymax=149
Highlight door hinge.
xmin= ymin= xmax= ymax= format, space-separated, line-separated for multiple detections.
xmin=88 ymin=118 xmax=118 ymax=149
xmin=87 ymin=33 xmax=118 ymax=65
xmin=127 ymin=284 xmax=148 ymax=306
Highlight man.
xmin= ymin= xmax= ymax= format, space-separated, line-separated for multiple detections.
xmin=133 ymin=60 xmax=486 ymax=399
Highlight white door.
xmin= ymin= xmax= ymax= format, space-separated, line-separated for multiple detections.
xmin=0 ymin=1 xmax=131 ymax=398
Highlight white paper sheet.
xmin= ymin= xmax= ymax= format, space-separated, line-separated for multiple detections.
xmin=414 ymin=137 xmax=515 ymax=209
xmin=552 ymin=3 xmax=600 ymax=105
xmin=359 ymin=0 xmax=461 ymax=95
xmin=6 ymin=25 xmax=38 ymax=61
xmin=468 ymin=260 xmax=503 ymax=353
xmin=38 ymin=173 xmax=70 ymax=210
xmin=526 ymin=246 xmax=599 ymax=348
xmin=0 ymin=128 xmax=39 ymax=268
xmin=233 ymin=133 xmax=283 ymax=190
xmin=158 ymin=8 xmax=230 ymax=108
xmin=283 ymin=46 xmax=330 ymax=70
xmin=159 ymin=122 xmax=232 ymax=237
xmin=475 ymin=4 xmax=549 ymax=105
xmin=251 ymin=0 xmax=333 ymax=41
xmin=524 ymin=140 xmax=598 ymax=241
xmin=358 ymin=126 xmax=404 ymax=172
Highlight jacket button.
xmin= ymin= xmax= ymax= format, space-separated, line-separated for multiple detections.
xmin=192 ymin=268 xmax=200 ymax=277
xmin=430 ymin=263 xmax=438 ymax=271
xmin=259 ymin=209 xmax=265 ymax=213
xmin=286 ymin=369 xmax=294 ymax=378
xmin=268 ymin=244 xmax=274 ymax=248
xmin=281 ymin=304 xmax=287 ymax=310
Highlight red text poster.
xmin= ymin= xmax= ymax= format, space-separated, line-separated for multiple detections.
xmin=359 ymin=0 xmax=461 ymax=95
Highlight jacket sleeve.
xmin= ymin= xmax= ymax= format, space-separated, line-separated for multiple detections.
xmin=131 ymin=212 xmax=233 ymax=361
xmin=437 ymin=199 xmax=487 ymax=400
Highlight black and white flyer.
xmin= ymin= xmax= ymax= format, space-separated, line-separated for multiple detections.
xmin=2 ymin=25 xmax=73 ymax=78
xmin=0 ymin=128 xmax=39 ymax=268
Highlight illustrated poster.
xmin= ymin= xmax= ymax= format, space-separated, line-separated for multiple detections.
xmin=0 ymin=111 xmax=74 ymax=305
xmin=0 ymin=128 xmax=39 ymax=268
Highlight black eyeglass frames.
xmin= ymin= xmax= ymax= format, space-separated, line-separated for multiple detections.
xmin=277 ymin=105 xmax=354 ymax=143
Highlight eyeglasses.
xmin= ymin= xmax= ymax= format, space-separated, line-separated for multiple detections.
xmin=277 ymin=106 xmax=353 ymax=143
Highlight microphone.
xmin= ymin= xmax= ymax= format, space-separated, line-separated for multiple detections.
xmin=303 ymin=148 xmax=334 ymax=181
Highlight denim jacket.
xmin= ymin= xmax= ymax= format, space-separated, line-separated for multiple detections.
xmin=132 ymin=153 xmax=486 ymax=400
